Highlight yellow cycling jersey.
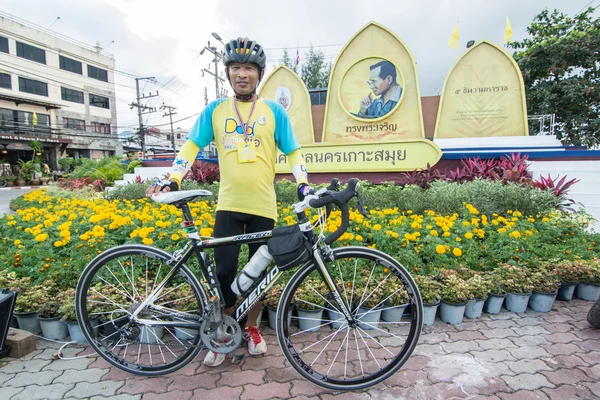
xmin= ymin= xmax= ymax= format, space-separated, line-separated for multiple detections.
xmin=187 ymin=97 xmax=301 ymax=221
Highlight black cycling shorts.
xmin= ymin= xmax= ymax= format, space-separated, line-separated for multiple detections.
xmin=213 ymin=210 xmax=275 ymax=308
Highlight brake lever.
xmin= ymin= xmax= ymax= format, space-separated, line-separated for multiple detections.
xmin=356 ymin=192 xmax=370 ymax=219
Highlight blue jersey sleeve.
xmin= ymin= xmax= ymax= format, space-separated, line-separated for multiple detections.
xmin=187 ymin=99 xmax=227 ymax=148
xmin=265 ymin=100 xmax=301 ymax=155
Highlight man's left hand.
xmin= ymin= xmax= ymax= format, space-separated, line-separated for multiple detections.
xmin=298 ymin=183 xmax=315 ymax=201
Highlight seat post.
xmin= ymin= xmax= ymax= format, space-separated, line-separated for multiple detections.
xmin=180 ymin=203 xmax=194 ymax=223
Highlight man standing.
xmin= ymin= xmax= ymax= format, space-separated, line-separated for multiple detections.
xmin=146 ymin=37 xmax=312 ymax=366
xmin=358 ymin=60 xmax=402 ymax=119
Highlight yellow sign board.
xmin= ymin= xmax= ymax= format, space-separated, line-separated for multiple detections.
xmin=275 ymin=140 xmax=442 ymax=173
xmin=322 ymin=22 xmax=426 ymax=143
xmin=435 ymin=40 xmax=529 ymax=138
xmin=259 ymin=66 xmax=315 ymax=145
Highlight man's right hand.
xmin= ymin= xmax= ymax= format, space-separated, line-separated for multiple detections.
xmin=359 ymin=92 xmax=373 ymax=114
xmin=146 ymin=179 xmax=179 ymax=197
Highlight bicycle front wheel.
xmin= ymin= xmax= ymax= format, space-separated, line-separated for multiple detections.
xmin=76 ymin=244 xmax=207 ymax=376
xmin=277 ymin=246 xmax=423 ymax=391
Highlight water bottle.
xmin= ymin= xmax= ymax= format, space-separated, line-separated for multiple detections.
xmin=231 ymin=245 xmax=273 ymax=295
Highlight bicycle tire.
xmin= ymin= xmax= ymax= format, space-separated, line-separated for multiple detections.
xmin=276 ymin=246 xmax=423 ymax=390
xmin=76 ymin=244 xmax=208 ymax=376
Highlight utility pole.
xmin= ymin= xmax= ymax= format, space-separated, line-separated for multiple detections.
xmin=200 ymin=41 xmax=226 ymax=99
xmin=203 ymin=87 xmax=208 ymax=105
xmin=160 ymin=104 xmax=177 ymax=157
xmin=130 ymin=77 xmax=158 ymax=159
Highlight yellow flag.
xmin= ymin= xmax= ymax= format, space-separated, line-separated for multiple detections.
xmin=32 ymin=112 xmax=38 ymax=126
xmin=504 ymin=17 xmax=513 ymax=44
xmin=448 ymin=23 xmax=459 ymax=49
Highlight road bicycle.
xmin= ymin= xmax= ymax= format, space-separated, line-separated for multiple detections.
xmin=75 ymin=178 xmax=423 ymax=390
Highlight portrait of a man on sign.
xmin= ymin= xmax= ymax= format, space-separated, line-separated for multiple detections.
xmin=357 ymin=60 xmax=403 ymax=119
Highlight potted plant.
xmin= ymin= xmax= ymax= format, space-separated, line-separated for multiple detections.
xmin=163 ymin=286 xmax=200 ymax=341
xmin=4 ymin=174 xmax=15 ymax=186
xmin=465 ymin=273 xmax=492 ymax=319
xmin=498 ymin=264 xmax=533 ymax=313
xmin=381 ymin=281 xmax=409 ymax=322
xmin=37 ymin=280 xmax=68 ymax=340
xmin=295 ymin=278 xmax=326 ymax=332
xmin=439 ymin=274 xmax=470 ymax=325
xmin=484 ymin=269 xmax=507 ymax=314
xmin=414 ymin=275 xmax=442 ymax=326
xmin=11 ymin=279 xmax=44 ymax=334
xmin=59 ymin=288 xmax=87 ymax=344
xmin=577 ymin=259 xmax=600 ymax=301
xmin=554 ymin=260 xmax=582 ymax=301
xmin=528 ymin=268 xmax=560 ymax=312
xmin=17 ymin=159 xmax=34 ymax=184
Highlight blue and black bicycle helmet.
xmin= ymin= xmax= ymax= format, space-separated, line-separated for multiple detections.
xmin=222 ymin=37 xmax=267 ymax=69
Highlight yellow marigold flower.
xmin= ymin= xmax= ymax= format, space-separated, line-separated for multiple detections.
xmin=443 ymin=232 xmax=451 ymax=237
xmin=406 ymin=210 xmax=413 ymax=214
xmin=492 ymin=220 xmax=499 ymax=226
xmin=455 ymin=237 xmax=462 ymax=242
xmin=13 ymin=239 xmax=21 ymax=245
xmin=528 ymin=218 xmax=535 ymax=223
xmin=497 ymin=228 xmax=507 ymax=234
xmin=465 ymin=232 xmax=473 ymax=239
xmin=373 ymin=224 xmax=382 ymax=231
xmin=143 ymin=238 xmax=153 ymax=245
xmin=462 ymin=221 xmax=470 ymax=227
xmin=435 ymin=245 xmax=446 ymax=254
xmin=391 ymin=232 xmax=399 ymax=239
xmin=507 ymin=210 xmax=513 ymax=214
xmin=453 ymin=248 xmax=462 ymax=257
xmin=430 ymin=230 xmax=438 ymax=237
xmin=80 ymin=233 xmax=90 ymax=241
xmin=525 ymin=230 xmax=533 ymax=236
xmin=542 ymin=217 xmax=550 ymax=222
xmin=171 ymin=234 xmax=180 ymax=241
xmin=54 ymin=241 xmax=63 ymax=247
xmin=509 ymin=231 xmax=521 ymax=239
xmin=200 ymin=227 xmax=213 ymax=237
xmin=404 ymin=233 xmax=412 ymax=240
xmin=34 ymin=233 xmax=48 ymax=242
xmin=355 ymin=235 xmax=363 ymax=242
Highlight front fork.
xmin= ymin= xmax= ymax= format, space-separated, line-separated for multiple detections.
xmin=313 ymin=248 xmax=356 ymax=325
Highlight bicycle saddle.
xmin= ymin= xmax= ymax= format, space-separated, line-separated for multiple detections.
xmin=150 ymin=190 xmax=213 ymax=205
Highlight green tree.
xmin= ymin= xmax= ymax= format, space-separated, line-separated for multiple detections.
xmin=279 ymin=48 xmax=298 ymax=73
xmin=301 ymin=45 xmax=331 ymax=89
xmin=509 ymin=7 xmax=600 ymax=147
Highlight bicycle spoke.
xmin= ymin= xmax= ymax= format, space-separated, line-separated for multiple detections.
xmin=357 ymin=261 xmax=376 ymax=312
xmin=354 ymin=329 xmax=364 ymax=377
xmin=355 ymin=273 xmax=391 ymax=311
xmin=309 ymin=325 xmax=346 ymax=367
xmin=357 ymin=327 xmax=397 ymax=357
xmin=356 ymin=328 xmax=382 ymax=369
xmin=326 ymin=329 xmax=350 ymax=376
xmin=348 ymin=258 xmax=358 ymax=312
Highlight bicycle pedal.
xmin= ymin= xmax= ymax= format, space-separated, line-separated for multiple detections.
xmin=231 ymin=353 xmax=246 ymax=365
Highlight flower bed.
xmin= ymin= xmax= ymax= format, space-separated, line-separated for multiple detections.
xmin=1 ymin=181 xmax=599 ymax=325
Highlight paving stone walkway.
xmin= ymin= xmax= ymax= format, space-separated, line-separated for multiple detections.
xmin=1 ymin=298 xmax=599 ymax=399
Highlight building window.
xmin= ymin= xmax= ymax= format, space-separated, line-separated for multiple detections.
xmin=59 ymin=56 xmax=83 ymax=75
xmin=89 ymin=93 xmax=110 ymax=109
xmin=18 ymin=77 xmax=48 ymax=96
xmin=64 ymin=117 xmax=86 ymax=131
xmin=91 ymin=121 xmax=111 ymax=134
xmin=87 ymin=65 xmax=108 ymax=82
xmin=16 ymin=42 xmax=46 ymax=64
xmin=0 ymin=73 xmax=11 ymax=89
xmin=61 ymin=87 xmax=84 ymax=104
xmin=176 ymin=134 xmax=181 ymax=139
xmin=0 ymin=108 xmax=50 ymax=134
xmin=0 ymin=36 xmax=8 ymax=54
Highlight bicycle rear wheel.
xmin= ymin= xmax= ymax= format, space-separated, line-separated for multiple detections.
xmin=277 ymin=246 xmax=423 ymax=390
xmin=76 ymin=244 xmax=207 ymax=375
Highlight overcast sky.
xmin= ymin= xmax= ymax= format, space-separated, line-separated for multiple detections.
xmin=2 ymin=0 xmax=597 ymax=132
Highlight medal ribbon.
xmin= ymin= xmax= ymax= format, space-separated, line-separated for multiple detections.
xmin=234 ymin=95 xmax=257 ymax=142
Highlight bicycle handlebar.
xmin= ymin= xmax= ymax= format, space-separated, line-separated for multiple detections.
xmin=307 ymin=178 xmax=361 ymax=246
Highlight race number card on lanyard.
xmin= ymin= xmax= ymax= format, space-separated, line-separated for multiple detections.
xmin=235 ymin=96 xmax=258 ymax=163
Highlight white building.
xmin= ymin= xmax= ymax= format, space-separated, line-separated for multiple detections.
xmin=0 ymin=12 xmax=120 ymax=171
